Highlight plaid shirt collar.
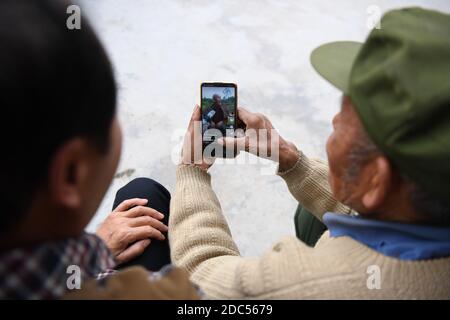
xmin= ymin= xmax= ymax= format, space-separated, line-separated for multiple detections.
xmin=0 ymin=233 xmax=116 ymax=300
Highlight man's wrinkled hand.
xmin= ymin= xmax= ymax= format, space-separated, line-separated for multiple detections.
xmin=96 ymin=198 xmax=168 ymax=264
xmin=218 ymin=107 xmax=299 ymax=171
xmin=180 ymin=105 xmax=214 ymax=170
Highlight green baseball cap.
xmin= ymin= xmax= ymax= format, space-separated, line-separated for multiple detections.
xmin=311 ymin=7 xmax=450 ymax=204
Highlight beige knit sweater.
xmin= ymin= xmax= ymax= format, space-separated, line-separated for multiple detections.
xmin=169 ymin=152 xmax=450 ymax=299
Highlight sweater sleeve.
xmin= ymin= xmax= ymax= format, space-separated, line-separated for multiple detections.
xmin=169 ymin=165 xmax=320 ymax=299
xmin=277 ymin=151 xmax=355 ymax=220
xmin=169 ymin=165 xmax=240 ymax=272
xmin=169 ymin=155 xmax=356 ymax=299
xmin=169 ymin=165 xmax=245 ymax=298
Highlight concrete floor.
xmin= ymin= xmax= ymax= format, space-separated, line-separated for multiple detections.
xmin=83 ymin=0 xmax=450 ymax=256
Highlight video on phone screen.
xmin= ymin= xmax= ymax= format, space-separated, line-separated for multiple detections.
xmin=201 ymin=86 xmax=236 ymax=144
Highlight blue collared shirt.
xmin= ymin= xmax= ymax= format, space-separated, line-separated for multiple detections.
xmin=323 ymin=212 xmax=450 ymax=260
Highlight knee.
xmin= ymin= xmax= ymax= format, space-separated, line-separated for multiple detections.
xmin=127 ymin=177 xmax=160 ymax=190
xmin=118 ymin=177 xmax=171 ymax=200
xmin=125 ymin=177 xmax=170 ymax=193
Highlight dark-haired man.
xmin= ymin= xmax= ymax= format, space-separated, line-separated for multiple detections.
xmin=0 ymin=0 xmax=197 ymax=299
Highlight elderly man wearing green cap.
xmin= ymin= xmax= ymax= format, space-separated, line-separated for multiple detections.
xmin=171 ymin=7 xmax=450 ymax=299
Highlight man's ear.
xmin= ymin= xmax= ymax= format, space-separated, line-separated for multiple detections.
xmin=361 ymin=156 xmax=392 ymax=210
xmin=48 ymin=138 xmax=91 ymax=210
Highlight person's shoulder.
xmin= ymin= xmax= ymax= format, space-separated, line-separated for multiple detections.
xmin=63 ymin=266 xmax=200 ymax=300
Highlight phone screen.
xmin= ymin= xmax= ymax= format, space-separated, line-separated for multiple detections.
xmin=201 ymin=83 xmax=237 ymax=154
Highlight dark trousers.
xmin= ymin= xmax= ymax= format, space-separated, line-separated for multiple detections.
xmin=112 ymin=178 xmax=171 ymax=272
xmin=294 ymin=204 xmax=327 ymax=247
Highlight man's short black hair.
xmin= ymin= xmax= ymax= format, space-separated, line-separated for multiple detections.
xmin=0 ymin=0 xmax=117 ymax=232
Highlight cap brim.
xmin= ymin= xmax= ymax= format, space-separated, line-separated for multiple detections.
xmin=310 ymin=41 xmax=362 ymax=94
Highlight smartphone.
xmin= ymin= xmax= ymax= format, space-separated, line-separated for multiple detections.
xmin=201 ymin=82 xmax=238 ymax=158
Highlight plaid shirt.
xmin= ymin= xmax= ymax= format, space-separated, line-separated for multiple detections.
xmin=0 ymin=233 xmax=116 ymax=299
